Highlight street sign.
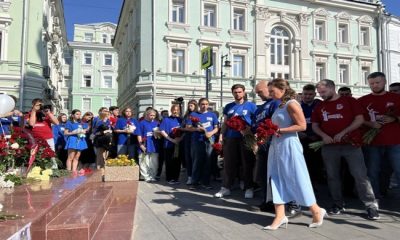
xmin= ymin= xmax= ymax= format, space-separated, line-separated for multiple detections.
xmin=201 ymin=46 xmax=213 ymax=70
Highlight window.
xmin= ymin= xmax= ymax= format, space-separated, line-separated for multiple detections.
xmin=314 ymin=21 xmax=325 ymax=41
xmin=362 ymin=66 xmax=370 ymax=85
xmin=63 ymin=98 xmax=69 ymax=111
xmin=360 ymin=27 xmax=370 ymax=46
xmin=339 ymin=64 xmax=349 ymax=84
xmin=103 ymin=98 xmax=112 ymax=108
xmin=233 ymin=8 xmax=245 ymax=31
xmin=172 ymin=0 xmax=185 ymax=23
xmin=102 ymin=34 xmax=108 ymax=44
xmin=104 ymin=54 xmax=113 ymax=66
xmin=84 ymin=53 xmax=92 ymax=65
xmin=338 ymin=24 xmax=349 ymax=43
xmin=103 ymin=76 xmax=113 ymax=88
xmin=233 ymin=55 xmax=244 ymax=78
xmin=82 ymin=98 xmax=91 ymax=113
xmin=203 ymin=4 xmax=216 ymax=27
xmin=172 ymin=49 xmax=185 ymax=73
xmin=270 ymin=27 xmax=290 ymax=66
xmin=83 ymin=75 xmax=92 ymax=87
xmin=63 ymin=77 xmax=71 ymax=88
xmin=84 ymin=33 xmax=93 ymax=42
xmin=316 ymin=63 xmax=325 ymax=82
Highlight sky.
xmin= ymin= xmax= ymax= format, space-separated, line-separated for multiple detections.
xmin=63 ymin=0 xmax=400 ymax=41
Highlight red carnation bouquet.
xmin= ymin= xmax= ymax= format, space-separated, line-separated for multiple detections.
xmin=212 ymin=142 xmax=223 ymax=157
xmin=189 ymin=116 xmax=200 ymax=126
xmin=171 ymin=127 xmax=183 ymax=138
xmin=226 ymin=116 xmax=247 ymax=131
xmin=255 ymin=119 xmax=279 ymax=145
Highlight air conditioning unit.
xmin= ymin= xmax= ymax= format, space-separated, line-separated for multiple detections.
xmin=43 ymin=66 xmax=51 ymax=79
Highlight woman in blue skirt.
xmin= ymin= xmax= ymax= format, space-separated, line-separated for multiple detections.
xmin=64 ymin=109 xmax=88 ymax=175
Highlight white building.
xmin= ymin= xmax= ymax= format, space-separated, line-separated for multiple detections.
xmin=382 ymin=15 xmax=400 ymax=85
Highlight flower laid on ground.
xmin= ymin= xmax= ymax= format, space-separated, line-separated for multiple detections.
xmin=309 ymin=131 xmax=363 ymax=151
xmin=225 ymin=116 xmax=247 ymax=131
xmin=0 ymin=173 xmax=15 ymax=188
xmin=26 ymin=166 xmax=53 ymax=181
xmin=106 ymin=155 xmax=136 ymax=166
xmin=212 ymin=142 xmax=223 ymax=157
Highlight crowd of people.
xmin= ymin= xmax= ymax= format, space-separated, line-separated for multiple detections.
xmin=1 ymin=71 xmax=399 ymax=231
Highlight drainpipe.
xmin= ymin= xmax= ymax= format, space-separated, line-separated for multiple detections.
xmin=151 ymin=0 xmax=156 ymax=109
xmin=19 ymin=0 xmax=29 ymax=111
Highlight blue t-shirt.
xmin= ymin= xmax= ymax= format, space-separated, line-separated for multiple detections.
xmin=115 ymin=117 xmax=139 ymax=145
xmin=52 ymin=123 xmax=67 ymax=147
xmin=92 ymin=118 xmax=111 ymax=134
xmin=253 ymin=99 xmax=281 ymax=131
xmin=223 ymin=101 xmax=257 ymax=138
xmin=159 ymin=116 xmax=182 ymax=148
xmin=0 ymin=116 xmax=20 ymax=135
xmin=137 ymin=120 xmax=159 ymax=153
xmin=301 ymin=99 xmax=322 ymax=136
xmin=187 ymin=111 xmax=219 ymax=142
xmin=65 ymin=121 xmax=89 ymax=134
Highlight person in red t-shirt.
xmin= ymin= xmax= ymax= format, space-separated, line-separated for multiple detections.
xmin=109 ymin=106 xmax=119 ymax=128
xmin=311 ymin=79 xmax=379 ymax=220
xmin=26 ymin=98 xmax=59 ymax=151
xmin=358 ymin=72 xmax=400 ymax=199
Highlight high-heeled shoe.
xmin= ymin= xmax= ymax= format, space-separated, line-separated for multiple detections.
xmin=262 ymin=216 xmax=289 ymax=230
xmin=309 ymin=208 xmax=327 ymax=228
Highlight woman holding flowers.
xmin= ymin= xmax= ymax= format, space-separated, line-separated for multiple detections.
xmin=64 ymin=109 xmax=88 ymax=175
xmin=160 ymin=104 xmax=183 ymax=184
xmin=137 ymin=109 xmax=159 ymax=182
xmin=53 ymin=113 xmax=68 ymax=168
xmin=186 ymin=98 xmax=218 ymax=189
xmin=263 ymin=78 xmax=325 ymax=230
xmin=115 ymin=107 xmax=139 ymax=159
xmin=182 ymin=99 xmax=198 ymax=185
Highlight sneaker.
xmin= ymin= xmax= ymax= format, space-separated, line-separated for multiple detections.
xmin=168 ymin=180 xmax=177 ymax=185
xmin=328 ymin=205 xmax=345 ymax=215
xmin=186 ymin=177 xmax=193 ymax=185
xmin=215 ymin=187 xmax=231 ymax=198
xmin=367 ymin=208 xmax=380 ymax=220
xmin=245 ymin=188 xmax=254 ymax=199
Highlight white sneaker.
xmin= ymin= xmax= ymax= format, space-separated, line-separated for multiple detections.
xmin=245 ymin=188 xmax=254 ymax=199
xmin=215 ymin=187 xmax=231 ymax=198
xmin=186 ymin=177 xmax=193 ymax=185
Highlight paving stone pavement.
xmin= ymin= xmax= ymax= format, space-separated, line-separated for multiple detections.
xmin=132 ymin=179 xmax=400 ymax=240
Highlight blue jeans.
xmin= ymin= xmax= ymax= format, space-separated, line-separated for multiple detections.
xmin=117 ymin=144 xmax=137 ymax=160
xmin=191 ymin=139 xmax=212 ymax=185
xmin=363 ymin=145 xmax=400 ymax=199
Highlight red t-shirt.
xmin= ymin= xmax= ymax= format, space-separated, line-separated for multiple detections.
xmin=358 ymin=92 xmax=400 ymax=145
xmin=311 ymin=96 xmax=363 ymax=138
xmin=25 ymin=112 xmax=53 ymax=140
xmin=109 ymin=116 xmax=118 ymax=128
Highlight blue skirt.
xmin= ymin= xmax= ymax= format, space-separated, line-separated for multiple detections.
xmin=65 ymin=136 xmax=88 ymax=151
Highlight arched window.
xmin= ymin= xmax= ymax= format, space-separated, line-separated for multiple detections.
xmin=270 ymin=27 xmax=290 ymax=79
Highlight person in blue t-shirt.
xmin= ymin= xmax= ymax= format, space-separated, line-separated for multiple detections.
xmin=182 ymin=99 xmax=198 ymax=185
xmin=137 ymin=109 xmax=160 ymax=182
xmin=0 ymin=95 xmax=23 ymax=136
xmin=64 ymin=109 xmax=89 ymax=175
xmin=185 ymin=98 xmax=219 ymax=189
xmin=215 ymin=84 xmax=257 ymax=199
xmin=252 ymin=80 xmax=280 ymax=212
xmin=160 ymin=104 xmax=183 ymax=184
xmin=114 ymin=107 xmax=139 ymax=159
xmin=52 ymin=113 xmax=68 ymax=168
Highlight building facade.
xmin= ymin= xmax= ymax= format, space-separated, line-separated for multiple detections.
xmin=67 ymin=23 xmax=118 ymax=114
xmin=0 ymin=0 xmax=67 ymax=112
xmin=114 ymin=0 xmax=383 ymax=114
xmin=381 ymin=15 xmax=400 ymax=85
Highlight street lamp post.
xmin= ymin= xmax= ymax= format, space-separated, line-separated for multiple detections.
xmin=220 ymin=54 xmax=231 ymax=110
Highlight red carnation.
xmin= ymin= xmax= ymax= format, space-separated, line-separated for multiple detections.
xmin=171 ymin=128 xmax=182 ymax=138
xmin=226 ymin=116 xmax=247 ymax=131
xmin=255 ymin=118 xmax=279 ymax=145
xmin=212 ymin=142 xmax=223 ymax=156
xmin=189 ymin=116 xmax=200 ymax=124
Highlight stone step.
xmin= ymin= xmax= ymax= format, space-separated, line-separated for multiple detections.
xmin=46 ymin=185 xmax=113 ymax=240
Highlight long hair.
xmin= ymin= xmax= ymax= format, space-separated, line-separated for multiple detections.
xmin=269 ymin=78 xmax=297 ymax=106
xmin=184 ymin=99 xmax=198 ymax=119
xmin=57 ymin=113 xmax=67 ymax=123
xmin=121 ymin=107 xmax=133 ymax=118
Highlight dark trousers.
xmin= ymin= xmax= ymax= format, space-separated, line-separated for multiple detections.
xmin=165 ymin=147 xmax=181 ymax=181
xmin=255 ymin=143 xmax=269 ymax=201
xmin=184 ymin=134 xmax=192 ymax=176
xmin=156 ymin=140 xmax=164 ymax=177
xmin=222 ymin=137 xmax=255 ymax=190
xmin=191 ymin=140 xmax=212 ymax=185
